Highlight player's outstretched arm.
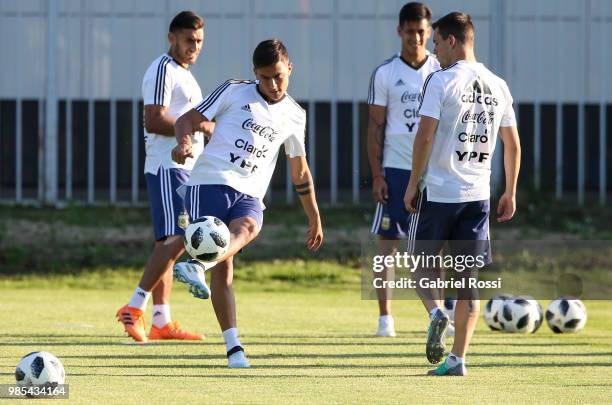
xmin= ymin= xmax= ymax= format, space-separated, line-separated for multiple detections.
xmin=367 ymin=105 xmax=388 ymax=204
xmin=497 ymin=125 xmax=521 ymax=222
xmin=172 ymin=109 xmax=208 ymax=164
xmin=404 ymin=115 xmax=438 ymax=212
xmin=288 ymin=156 xmax=323 ymax=251
xmin=144 ymin=105 xmax=176 ymax=136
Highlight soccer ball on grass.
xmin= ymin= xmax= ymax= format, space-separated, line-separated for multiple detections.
xmin=15 ymin=351 xmax=65 ymax=388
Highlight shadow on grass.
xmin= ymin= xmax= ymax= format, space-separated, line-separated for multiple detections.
xmin=50 ymin=351 xmax=612 ymax=361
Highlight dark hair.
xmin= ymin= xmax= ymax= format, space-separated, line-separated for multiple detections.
xmin=432 ymin=12 xmax=474 ymax=44
xmin=252 ymin=39 xmax=289 ymax=69
xmin=398 ymin=2 xmax=432 ymax=25
xmin=169 ymin=11 xmax=204 ymax=33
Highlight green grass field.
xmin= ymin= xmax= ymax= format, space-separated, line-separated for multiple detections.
xmin=1 ymin=280 xmax=611 ymax=404
xmin=1 ymin=203 xmax=611 ymax=403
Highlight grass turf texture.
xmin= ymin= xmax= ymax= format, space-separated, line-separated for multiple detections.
xmin=0 ymin=284 xmax=611 ymax=404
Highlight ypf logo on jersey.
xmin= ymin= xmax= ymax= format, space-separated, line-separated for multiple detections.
xmin=460 ymin=77 xmax=498 ymax=106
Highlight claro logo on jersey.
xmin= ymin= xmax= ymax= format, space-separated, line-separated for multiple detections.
xmin=234 ymin=138 xmax=268 ymax=159
xmin=460 ymin=78 xmax=498 ymax=106
xmin=242 ymin=118 xmax=278 ymax=142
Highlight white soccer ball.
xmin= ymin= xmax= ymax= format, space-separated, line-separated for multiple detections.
xmin=483 ymin=293 xmax=513 ymax=331
xmin=15 ymin=351 xmax=65 ymax=388
xmin=498 ymin=297 xmax=542 ymax=333
xmin=184 ymin=216 xmax=231 ymax=262
xmin=442 ymin=297 xmax=456 ymax=322
xmin=545 ymin=297 xmax=587 ymax=333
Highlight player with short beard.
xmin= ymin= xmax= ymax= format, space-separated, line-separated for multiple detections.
xmin=116 ymin=11 xmax=214 ymax=343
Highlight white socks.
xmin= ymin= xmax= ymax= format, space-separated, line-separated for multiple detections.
xmin=222 ymin=328 xmax=242 ymax=352
xmin=447 ymin=352 xmax=464 ymax=367
xmin=152 ymin=304 xmax=171 ymax=328
xmin=379 ymin=315 xmax=393 ymax=323
xmin=223 ymin=328 xmax=249 ymax=368
xmin=128 ymin=286 xmax=151 ymax=311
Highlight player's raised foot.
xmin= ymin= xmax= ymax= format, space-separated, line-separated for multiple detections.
xmin=116 ymin=305 xmax=148 ymax=342
xmin=173 ymin=259 xmax=213 ymax=299
xmin=227 ymin=346 xmax=250 ymax=368
xmin=427 ymin=355 xmax=467 ymax=376
xmin=426 ymin=309 xmax=449 ymax=364
xmin=376 ymin=315 xmax=396 ymax=337
xmin=149 ymin=321 xmax=205 ymax=340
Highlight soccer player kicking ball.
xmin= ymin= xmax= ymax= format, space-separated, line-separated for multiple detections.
xmin=116 ymin=11 xmax=214 ymax=343
xmin=404 ymin=12 xmax=521 ymax=376
xmin=367 ymin=2 xmax=440 ymax=337
xmin=172 ymin=39 xmax=324 ymax=368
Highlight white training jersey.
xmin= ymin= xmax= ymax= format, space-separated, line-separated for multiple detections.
xmin=142 ymin=53 xmax=204 ymax=174
xmin=368 ymin=52 xmax=440 ymax=170
xmin=417 ymin=60 xmax=517 ymax=203
xmin=187 ymin=80 xmax=306 ymax=202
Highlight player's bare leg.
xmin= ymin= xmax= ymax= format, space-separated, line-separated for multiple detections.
xmin=207 ymin=216 xmax=259 ymax=368
xmin=375 ymin=236 xmax=397 ymax=336
xmin=451 ymin=299 xmax=479 ymax=358
xmin=117 ymin=237 xmax=204 ymax=341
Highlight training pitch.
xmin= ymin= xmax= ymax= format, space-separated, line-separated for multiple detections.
xmin=1 ymin=283 xmax=610 ymax=404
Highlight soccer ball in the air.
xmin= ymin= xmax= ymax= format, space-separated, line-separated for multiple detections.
xmin=184 ymin=216 xmax=231 ymax=262
xmin=442 ymin=297 xmax=456 ymax=321
xmin=498 ymin=296 xmax=542 ymax=333
xmin=483 ymin=293 xmax=513 ymax=331
xmin=545 ymin=297 xmax=587 ymax=333
xmin=15 ymin=351 xmax=65 ymax=388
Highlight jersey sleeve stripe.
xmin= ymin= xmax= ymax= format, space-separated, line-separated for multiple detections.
xmin=367 ymin=69 xmax=376 ymax=104
xmin=416 ymin=71 xmax=437 ymax=114
xmin=154 ymin=56 xmax=171 ymax=105
xmin=194 ymin=80 xmax=255 ymax=115
xmin=367 ymin=55 xmax=396 ymax=105
xmin=194 ymin=80 xmax=231 ymax=115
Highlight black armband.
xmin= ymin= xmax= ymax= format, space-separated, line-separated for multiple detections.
xmin=295 ymin=181 xmax=312 ymax=196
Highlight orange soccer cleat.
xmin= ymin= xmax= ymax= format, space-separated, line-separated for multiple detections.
xmin=149 ymin=321 xmax=205 ymax=340
xmin=116 ymin=305 xmax=148 ymax=342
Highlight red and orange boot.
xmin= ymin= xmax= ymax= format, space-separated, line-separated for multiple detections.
xmin=149 ymin=321 xmax=205 ymax=340
xmin=116 ymin=305 xmax=148 ymax=342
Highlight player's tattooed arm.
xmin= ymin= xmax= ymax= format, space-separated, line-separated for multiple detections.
xmin=294 ymin=181 xmax=311 ymax=196
xmin=289 ymin=156 xmax=323 ymax=251
xmin=367 ymin=105 xmax=388 ymax=203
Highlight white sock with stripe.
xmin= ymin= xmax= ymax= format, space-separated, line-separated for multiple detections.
xmin=128 ymin=286 xmax=151 ymax=311
xmin=152 ymin=304 xmax=171 ymax=328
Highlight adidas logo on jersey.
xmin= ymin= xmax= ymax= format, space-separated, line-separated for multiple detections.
xmin=395 ymin=79 xmax=405 ymax=87
xmin=241 ymin=104 xmax=251 ymax=112
xmin=460 ymin=76 xmax=498 ymax=106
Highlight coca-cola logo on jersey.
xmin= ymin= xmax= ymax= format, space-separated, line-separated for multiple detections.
xmin=401 ymin=91 xmax=419 ymax=103
xmin=242 ymin=118 xmax=277 ymax=142
xmin=461 ymin=110 xmax=495 ymax=125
